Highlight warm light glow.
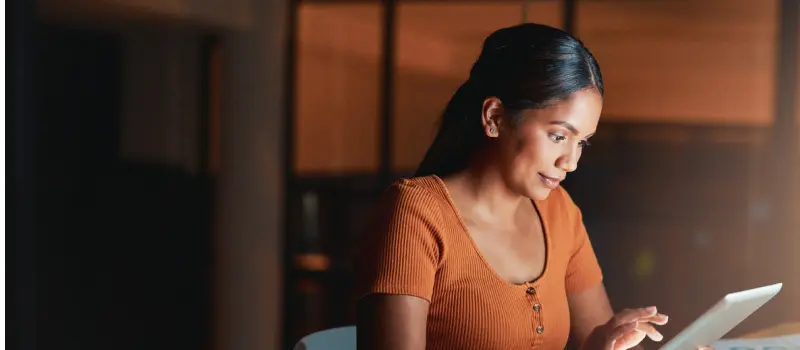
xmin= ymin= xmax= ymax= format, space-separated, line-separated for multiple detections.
xmin=295 ymin=4 xmax=382 ymax=174
xmin=577 ymin=0 xmax=778 ymax=125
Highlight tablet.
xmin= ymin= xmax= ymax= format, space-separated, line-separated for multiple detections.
xmin=658 ymin=283 xmax=783 ymax=350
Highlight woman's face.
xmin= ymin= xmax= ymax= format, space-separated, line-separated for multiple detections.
xmin=484 ymin=89 xmax=603 ymax=200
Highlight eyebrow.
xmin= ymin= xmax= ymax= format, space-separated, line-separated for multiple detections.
xmin=549 ymin=121 xmax=595 ymax=138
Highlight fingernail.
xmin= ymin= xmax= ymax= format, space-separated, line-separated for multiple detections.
xmin=652 ymin=331 xmax=664 ymax=342
xmin=647 ymin=306 xmax=657 ymax=312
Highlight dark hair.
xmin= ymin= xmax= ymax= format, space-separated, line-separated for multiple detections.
xmin=414 ymin=23 xmax=604 ymax=178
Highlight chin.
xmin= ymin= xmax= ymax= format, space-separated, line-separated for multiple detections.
xmin=529 ymin=186 xmax=554 ymax=201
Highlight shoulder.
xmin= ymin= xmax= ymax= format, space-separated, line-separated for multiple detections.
xmin=380 ymin=175 xmax=452 ymax=214
xmin=369 ymin=176 xmax=458 ymax=246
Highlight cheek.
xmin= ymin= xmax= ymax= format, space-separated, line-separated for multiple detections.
xmin=511 ymin=134 xmax=554 ymax=173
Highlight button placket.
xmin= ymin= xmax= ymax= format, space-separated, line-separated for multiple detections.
xmin=534 ymin=297 xmax=544 ymax=336
xmin=525 ymin=284 xmax=545 ymax=346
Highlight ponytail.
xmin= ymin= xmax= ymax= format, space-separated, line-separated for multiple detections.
xmin=414 ymin=80 xmax=487 ymax=178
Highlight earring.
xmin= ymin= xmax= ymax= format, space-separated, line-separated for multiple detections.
xmin=489 ymin=127 xmax=496 ymax=135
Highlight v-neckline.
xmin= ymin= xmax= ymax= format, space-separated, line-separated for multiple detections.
xmin=431 ymin=175 xmax=551 ymax=290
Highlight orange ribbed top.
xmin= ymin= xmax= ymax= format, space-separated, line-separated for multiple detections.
xmin=355 ymin=175 xmax=603 ymax=349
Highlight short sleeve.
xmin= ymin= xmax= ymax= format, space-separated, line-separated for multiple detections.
xmin=353 ymin=182 xmax=443 ymax=302
xmin=561 ymin=189 xmax=604 ymax=294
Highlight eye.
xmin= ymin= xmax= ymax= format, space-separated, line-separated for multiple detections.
xmin=579 ymin=140 xmax=591 ymax=148
xmin=548 ymin=133 xmax=567 ymax=142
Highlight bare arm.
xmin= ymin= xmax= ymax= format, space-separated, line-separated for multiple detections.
xmin=356 ymin=294 xmax=430 ymax=350
xmin=567 ymin=283 xmax=615 ymax=347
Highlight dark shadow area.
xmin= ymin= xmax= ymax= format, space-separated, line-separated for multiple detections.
xmin=562 ymin=124 xmax=774 ymax=340
xmin=8 ymin=0 xmax=38 ymax=349
xmin=29 ymin=23 xmax=213 ymax=350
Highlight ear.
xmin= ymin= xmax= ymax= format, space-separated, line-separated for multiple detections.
xmin=481 ymin=97 xmax=504 ymax=138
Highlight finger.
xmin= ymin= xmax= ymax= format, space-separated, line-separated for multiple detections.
xmin=612 ymin=307 xmax=658 ymax=326
xmin=608 ymin=322 xmax=643 ymax=350
xmin=609 ymin=321 xmax=639 ymax=340
xmin=644 ymin=313 xmax=669 ymax=326
xmin=636 ymin=321 xmax=664 ymax=342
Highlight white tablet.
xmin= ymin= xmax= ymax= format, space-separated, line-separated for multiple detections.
xmin=658 ymin=283 xmax=783 ymax=350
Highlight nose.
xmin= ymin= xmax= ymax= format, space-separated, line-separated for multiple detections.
xmin=556 ymin=145 xmax=579 ymax=173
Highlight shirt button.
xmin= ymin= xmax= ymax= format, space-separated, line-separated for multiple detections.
xmin=526 ymin=287 xmax=536 ymax=295
xmin=536 ymin=325 xmax=544 ymax=334
xmin=533 ymin=304 xmax=541 ymax=312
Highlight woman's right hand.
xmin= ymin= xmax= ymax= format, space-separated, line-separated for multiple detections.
xmin=581 ymin=306 xmax=669 ymax=350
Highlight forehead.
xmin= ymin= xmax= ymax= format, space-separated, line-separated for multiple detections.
xmin=517 ymin=89 xmax=603 ymax=136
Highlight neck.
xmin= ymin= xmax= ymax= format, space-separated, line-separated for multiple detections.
xmin=446 ymin=158 xmax=528 ymax=224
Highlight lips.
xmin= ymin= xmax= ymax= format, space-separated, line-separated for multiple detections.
xmin=538 ymin=173 xmax=563 ymax=189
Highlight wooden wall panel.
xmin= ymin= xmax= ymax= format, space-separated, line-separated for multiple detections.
xmin=577 ymin=0 xmax=779 ymax=125
xmin=295 ymin=4 xmax=382 ymax=174
xmin=294 ymin=1 xmax=782 ymax=173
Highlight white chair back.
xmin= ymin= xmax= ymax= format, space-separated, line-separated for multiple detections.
xmin=293 ymin=326 xmax=356 ymax=350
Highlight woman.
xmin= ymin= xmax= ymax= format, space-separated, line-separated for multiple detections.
xmin=354 ymin=23 xmax=669 ymax=350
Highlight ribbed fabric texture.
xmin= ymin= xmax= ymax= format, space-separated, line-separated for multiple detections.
xmin=354 ymin=175 xmax=603 ymax=350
